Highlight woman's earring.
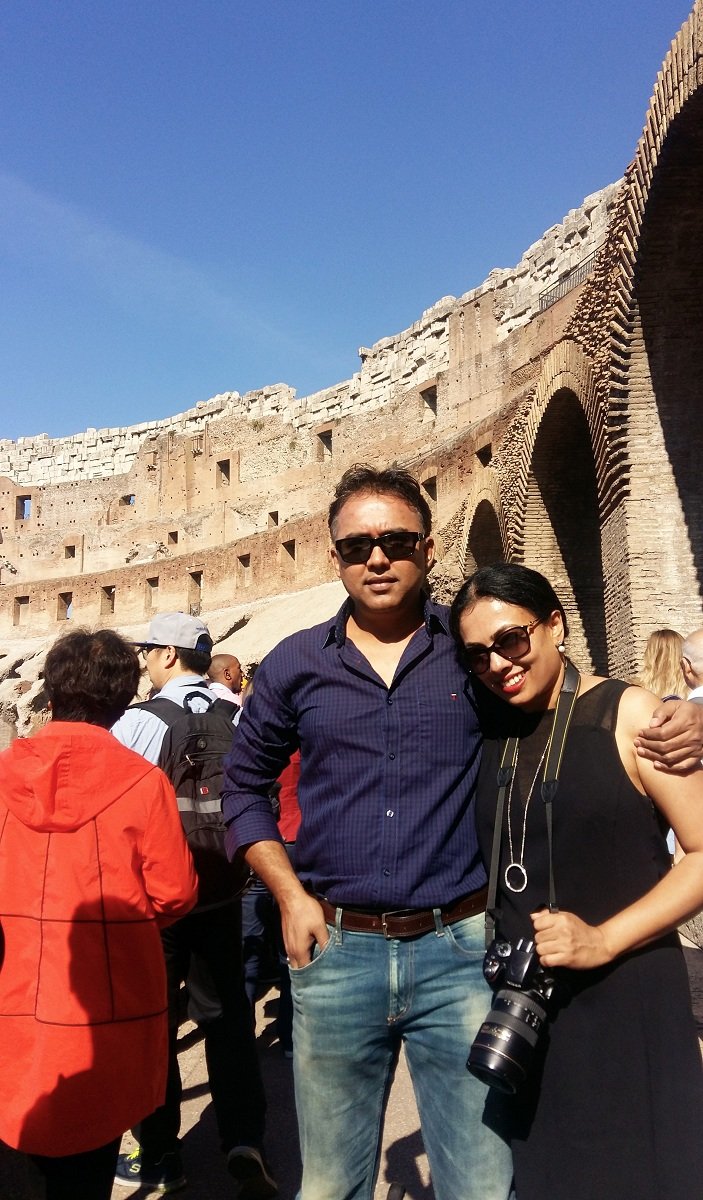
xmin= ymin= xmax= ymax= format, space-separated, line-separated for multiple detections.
xmin=557 ymin=642 xmax=566 ymax=654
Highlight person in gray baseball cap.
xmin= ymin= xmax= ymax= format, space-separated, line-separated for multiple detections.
xmin=135 ymin=612 xmax=214 ymax=657
xmin=114 ymin=613 xmax=215 ymax=761
xmin=112 ymin=612 xmax=275 ymax=1198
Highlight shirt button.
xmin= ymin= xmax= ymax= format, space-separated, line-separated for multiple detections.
xmin=389 ymin=752 xmax=395 ymax=760
xmin=387 ymin=698 xmax=393 ymax=705
xmin=383 ymin=869 xmax=390 ymax=877
xmin=386 ymin=809 xmax=394 ymax=817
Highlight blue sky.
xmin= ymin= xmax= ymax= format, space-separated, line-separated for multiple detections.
xmin=0 ymin=1 xmax=693 ymax=441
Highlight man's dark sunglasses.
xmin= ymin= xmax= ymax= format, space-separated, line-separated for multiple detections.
xmin=334 ymin=531 xmax=424 ymax=565
xmin=463 ymin=619 xmax=542 ymax=675
xmin=136 ymin=643 xmax=167 ymax=657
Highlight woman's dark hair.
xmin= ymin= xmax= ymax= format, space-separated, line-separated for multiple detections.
xmin=44 ymin=628 xmax=141 ymax=727
xmin=328 ymin=464 xmax=432 ymax=538
xmin=449 ymin=562 xmax=569 ymax=657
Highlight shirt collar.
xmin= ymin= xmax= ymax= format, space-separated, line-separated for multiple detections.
xmin=158 ymin=674 xmax=210 ymax=697
xmin=322 ymin=594 xmax=448 ymax=649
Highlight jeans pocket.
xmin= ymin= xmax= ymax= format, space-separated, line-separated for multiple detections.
xmin=288 ymin=930 xmax=334 ymax=976
xmin=444 ymin=913 xmax=487 ymax=961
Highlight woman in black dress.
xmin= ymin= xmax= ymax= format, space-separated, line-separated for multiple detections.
xmin=449 ymin=563 xmax=703 ymax=1200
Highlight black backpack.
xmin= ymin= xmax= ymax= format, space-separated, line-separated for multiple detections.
xmin=139 ymin=691 xmax=251 ymax=909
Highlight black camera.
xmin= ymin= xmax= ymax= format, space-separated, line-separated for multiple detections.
xmin=467 ymin=937 xmax=557 ymax=1094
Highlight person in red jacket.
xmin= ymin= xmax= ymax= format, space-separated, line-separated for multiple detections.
xmin=0 ymin=628 xmax=198 ymax=1200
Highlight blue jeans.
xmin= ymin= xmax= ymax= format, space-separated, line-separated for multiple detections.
xmin=290 ymin=909 xmax=514 ymax=1200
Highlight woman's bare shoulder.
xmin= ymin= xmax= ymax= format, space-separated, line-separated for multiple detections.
xmin=611 ymin=680 xmax=659 ymax=733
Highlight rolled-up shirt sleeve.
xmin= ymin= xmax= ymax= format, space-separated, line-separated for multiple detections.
xmin=222 ymin=650 xmax=299 ymax=858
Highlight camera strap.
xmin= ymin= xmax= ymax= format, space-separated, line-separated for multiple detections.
xmin=484 ymin=658 xmax=580 ymax=948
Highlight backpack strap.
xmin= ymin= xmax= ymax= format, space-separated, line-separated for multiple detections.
xmin=209 ymin=697 xmax=241 ymax=723
xmin=131 ymin=685 xmax=232 ymax=724
xmin=131 ymin=695 xmax=188 ymax=728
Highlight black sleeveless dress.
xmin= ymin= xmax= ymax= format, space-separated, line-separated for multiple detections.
xmin=475 ymin=679 xmax=703 ymax=1200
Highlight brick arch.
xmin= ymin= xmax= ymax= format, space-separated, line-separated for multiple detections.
xmin=501 ymin=341 xmax=605 ymax=561
xmin=602 ymin=2 xmax=703 ymax=653
xmin=612 ymin=2 xmax=703 ymax=330
xmin=460 ymin=474 xmax=508 ymax=577
xmin=497 ymin=344 xmax=608 ymax=672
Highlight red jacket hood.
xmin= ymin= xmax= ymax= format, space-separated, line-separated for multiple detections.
xmin=0 ymin=722 xmax=159 ymax=832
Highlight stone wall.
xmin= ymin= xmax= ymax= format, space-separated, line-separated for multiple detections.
xmin=2 ymin=1 xmax=703 ymax=690
xmin=0 ymin=184 xmax=617 ymax=493
xmin=0 ymin=179 xmax=619 ymax=642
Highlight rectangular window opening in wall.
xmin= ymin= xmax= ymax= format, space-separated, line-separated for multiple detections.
xmin=422 ymin=476 xmax=437 ymax=503
xmin=168 ymin=530 xmax=179 ymax=545
xmin=238 ymin=553 xmax=251 ymax=587
xmin=421 ymin=386 xmax=437 ymax=420
xmin=146 ymin=577 xmax=159 ymax=608
xmin=64 ymin=544 xmax=76 ymax=559
xmin=217 ymin=459 xmax=231 ymax=486
xmin=100 ymin=586 xmax=116 ymax=616
xmin=316 ymin=430 xmax=333 ymax=461
xmin=188 ymin=571 xmax=203 ymax=616
xmin=13 ymin=596 xmax=29 ymax=627
xmin=16 ymin=495 xmax=31 ymax=520
xmin=476 ymin=443 xmax=492 ymax=467
xmin=282 ymin=539 xmax=296 ymax=562
xmin=120 ymin=494 xmax=135 ymax=507
xmin=268 ymin=511 xmax=279 ymax=527
xmin=57 ymin=592 xmax=73 ymax=621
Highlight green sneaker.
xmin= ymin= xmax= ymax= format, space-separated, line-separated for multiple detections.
xmin=114 ymin=1146 xmax=186 ymax=1193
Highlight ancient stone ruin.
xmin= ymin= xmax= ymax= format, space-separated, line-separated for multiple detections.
xmin=2 ymin=1 xmax=703 ymax=749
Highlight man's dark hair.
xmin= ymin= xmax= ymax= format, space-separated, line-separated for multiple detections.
xmin=449 ymin=562 xmax=569 ymax=653
xmin=328 ymin=465 xmax=432 ymax=538
xmin=176 ymin=647 xmax=212 ymax=675
xmin=44 ymin=628 xmax=141 ymax=727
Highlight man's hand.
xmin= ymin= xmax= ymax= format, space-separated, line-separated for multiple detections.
xmin=635 ymin=699 xmax=703 ymax=771
xmin=280 ymin=892 xmax=330 ymax=968
xmin=243 ymin=840 xmax=330 ymax=968
xmin=531 ymin=909 xmax=612 ymax=970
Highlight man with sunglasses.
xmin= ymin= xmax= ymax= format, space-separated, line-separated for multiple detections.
xmin=222 ymin=465 xmax=515 ymax=1200
xmin=224 ymin=464 xmax=703 ymax=1200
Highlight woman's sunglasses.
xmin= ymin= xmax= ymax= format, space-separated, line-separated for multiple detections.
xmin=463 ymin=619 xmax=542 ymax=675
xmin=334 ymin=531 xmax=424 ymax=565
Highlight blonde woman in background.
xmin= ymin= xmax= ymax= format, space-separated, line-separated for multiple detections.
xmin=638 ymin=629 xmax=687 ymax=701
xmin=638 ymin=629 xmax=687 ymax=859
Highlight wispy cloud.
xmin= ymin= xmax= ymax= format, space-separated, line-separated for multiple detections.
xmin=0 ymin=170 xmax=337 ymax=374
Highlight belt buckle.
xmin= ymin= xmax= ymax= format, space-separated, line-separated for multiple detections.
xmin=381 ymin=908 xmax=410 ymax=938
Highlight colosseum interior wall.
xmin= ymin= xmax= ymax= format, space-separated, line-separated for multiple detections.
xmin=2 ymin=0 xmax=703 ymax=739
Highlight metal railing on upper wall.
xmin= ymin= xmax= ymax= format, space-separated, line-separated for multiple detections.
xmin=538 ymin=250 xmax=598 ymax=312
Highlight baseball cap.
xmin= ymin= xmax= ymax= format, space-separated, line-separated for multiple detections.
xmin=136 ymin=612 xmax=213 ymax=653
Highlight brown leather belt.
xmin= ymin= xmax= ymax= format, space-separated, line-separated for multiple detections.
xmin=316 ymin=885 xmax=488 ymax=939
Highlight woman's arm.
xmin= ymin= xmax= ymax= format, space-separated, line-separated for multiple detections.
xmin=532 ymin=685 xmax=703 ymax=970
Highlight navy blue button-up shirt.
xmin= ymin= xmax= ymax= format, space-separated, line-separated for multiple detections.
xmin=222 ymin=596 xmax=486 ymax=908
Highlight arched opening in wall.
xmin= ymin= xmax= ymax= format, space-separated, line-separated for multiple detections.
xmin=464 ymin=500 xmax=504 ymax=575
xmin=522 ymin=389 xmax=606 ymax=673
xmin=636 ymin=90 xmax=703 ymax=604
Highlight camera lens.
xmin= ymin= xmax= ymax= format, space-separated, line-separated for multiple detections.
xmin=467 ymin=987 xmax=549 ymax=1094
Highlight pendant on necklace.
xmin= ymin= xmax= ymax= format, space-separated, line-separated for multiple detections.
xmin=504 ymin=862 xmax=528 ymax=892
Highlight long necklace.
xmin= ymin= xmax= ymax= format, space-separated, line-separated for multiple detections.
xmin=504 ymin=741 xmax=549 ymax=893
